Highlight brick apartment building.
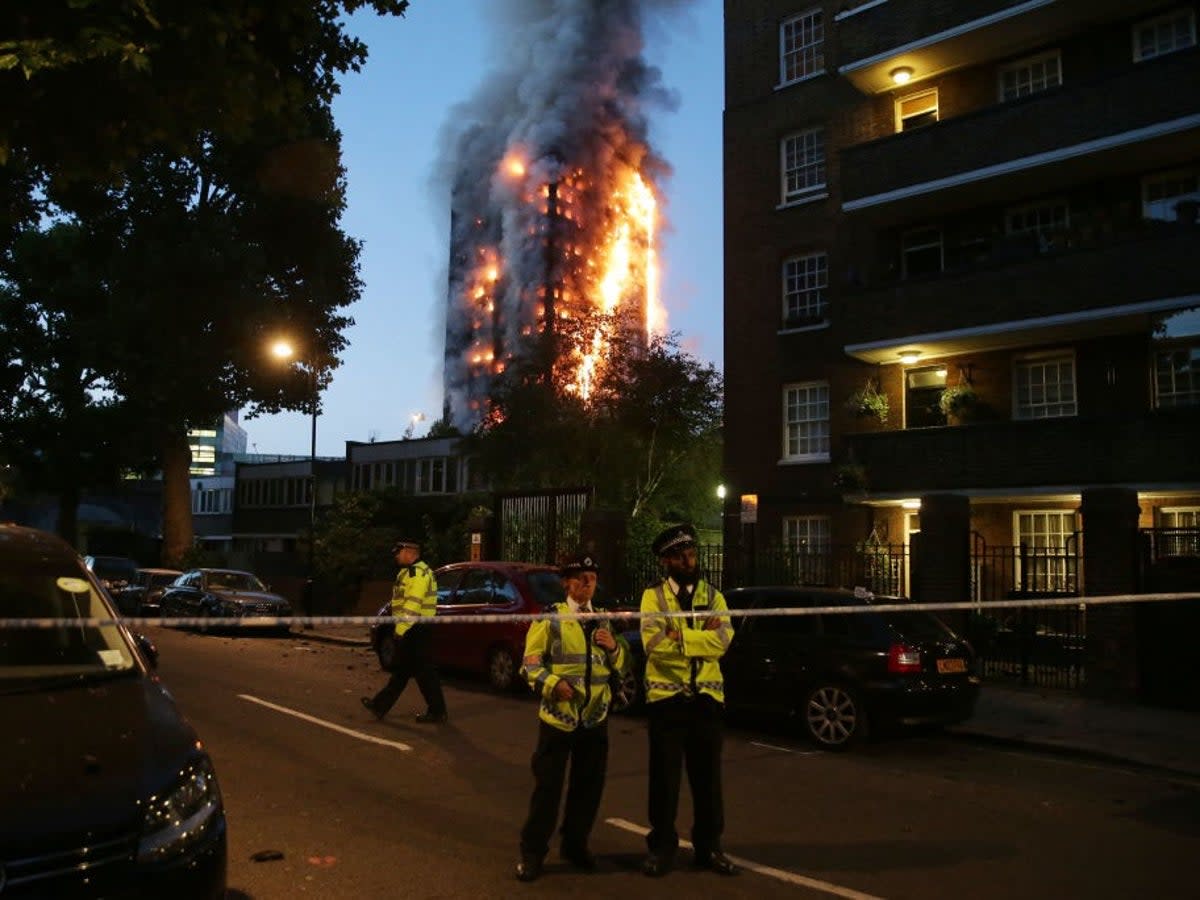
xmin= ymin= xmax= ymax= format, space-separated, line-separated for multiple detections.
xmin=722 ymin=1 xmax=1199 ymax=693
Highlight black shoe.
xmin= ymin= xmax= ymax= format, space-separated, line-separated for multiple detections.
xmin=515 ymin=856 xmax=542 ymax=882
xmin=642 ymin=852 xmax=672 ymax=877
xmin=693 ymin=849 xmax=739 ymax=876
xmin=415 ymin=710 xmax=448 ymax=724
xmin=360 ymin=697 xmax=383 ymax=720
xmin=560 ymin=846 xmax=596 ymax=870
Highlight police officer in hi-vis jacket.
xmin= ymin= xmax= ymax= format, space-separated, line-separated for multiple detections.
xmin=361 ymin=538 xmax=448 ymax=724
xmin=640 ymin=523 xmax=738 ymax=878
xmin=515 ymin=553 xmax=629 ymax=882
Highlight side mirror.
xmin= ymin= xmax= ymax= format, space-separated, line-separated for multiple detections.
xmin=134 ymin=633 xmax=159 ymax=669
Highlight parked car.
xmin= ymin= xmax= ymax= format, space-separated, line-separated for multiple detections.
xmin=83 ymin=554 xmax=139 ymax=595
xmin=159 ymin=568 xmax=292 ymax=634
xmin=0 ymin=524 xmax=227 ymax=897
xmin=370 ymin=561 xmax=565 ymax=691
xmin=623 ymin=586 xmax=980 ymax=750
xmin=114 ymin=567 xmax=184 ymax=617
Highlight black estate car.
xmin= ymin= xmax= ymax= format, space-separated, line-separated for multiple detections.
xmin=0 ymin=524 xmax=227 ymax=897
xmin=622 ymin=585 xmax=980 ymax=749
xmin=722 ymin=586 xmax=980 ymax=749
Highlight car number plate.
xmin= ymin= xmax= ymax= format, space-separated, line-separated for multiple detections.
xmin=937 ymin=658 xmax=967 ymax=674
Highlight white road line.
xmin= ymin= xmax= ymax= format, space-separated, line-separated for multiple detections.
xmin=750 ymin=740 xmax=819 ymax=756
xmin=237 ymin=694 xmax=412 ymax=752
xmin=604 ymin=817 xmax=886 ymax=899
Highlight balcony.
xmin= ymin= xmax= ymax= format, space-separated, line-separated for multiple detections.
xmin=840 ymin=225 xmax=1199 ymax=359
xmin=841 ymin=48 xmax=1200 ymax=213
xmin=837 ymin=0 xmax=1162 ymax=94
xmin=842 ymin=408 xmax=1200 ymax=494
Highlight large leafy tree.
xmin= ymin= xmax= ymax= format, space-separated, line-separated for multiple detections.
xmin=0 ymin=1 xmax=409 ymax=180
xmin=1 ymin=2 xmax=410 ymax=561
xmin=468 ymin=320 xmax=724 ymax=537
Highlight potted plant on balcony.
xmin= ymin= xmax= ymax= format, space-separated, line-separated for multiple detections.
xmin=832 ymin=461 xmax=869 ymax=496
xmin=938 ymin=382 xmax=978 ymax=424
xmin=845 ymin=381 xmax=890 ymax=425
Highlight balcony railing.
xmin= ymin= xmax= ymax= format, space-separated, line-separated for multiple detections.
xmin=839 ymin=224 xmax=1198 ymax=346
xmin=843 ymin=410 xmax=1200 ymax=493
xmin=841 ymin=48 xmax=1200 ymax=207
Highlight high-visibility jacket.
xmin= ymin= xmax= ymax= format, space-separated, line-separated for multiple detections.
xmin=640 ymin=579 xmax=733 ymax=705
xmin=522 ymin=603 xmax=630 ymax=732
xmin=391 ymin=560 xmax=437 ymax=638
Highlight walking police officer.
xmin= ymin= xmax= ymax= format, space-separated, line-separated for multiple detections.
xmin=361 ymin=538 xmax=448 ymax=723
xmin=640 ymin=523 xmax=738 ymax=877
xmin=515 ymin=554 xmax=629 ymax=882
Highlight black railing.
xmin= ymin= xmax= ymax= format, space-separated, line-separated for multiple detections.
xmin=968 ymin=534 xmax=1086 ymax=689
xmin=618 ymin=543 xmax=909 ymax=602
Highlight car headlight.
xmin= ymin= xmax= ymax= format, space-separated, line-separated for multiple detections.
xmin=137 ymin=755 xmax=223 ymax=864
xmin=221 ymin=600 xmax=243 ymax=617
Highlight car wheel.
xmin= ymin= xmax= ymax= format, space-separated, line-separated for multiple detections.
xmin=800 ymin=683 xmax=867 ymax=751
xmin=487 ymin=646 xmax=518 ymax=692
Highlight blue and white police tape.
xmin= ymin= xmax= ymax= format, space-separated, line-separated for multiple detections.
xmin=0 ymin=591 xmax=1196 ymax=630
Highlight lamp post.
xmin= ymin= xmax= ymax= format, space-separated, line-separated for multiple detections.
xmin=271 ymin=339 xmax=319 ymax=622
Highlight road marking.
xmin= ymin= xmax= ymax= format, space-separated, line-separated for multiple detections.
xmin=605 ymin=817 xmax=886 ymax=899
xmin=750 ymin=740 xmax=819 ymax=756
xmin=238 ymin=694 xmax=412 ymax=752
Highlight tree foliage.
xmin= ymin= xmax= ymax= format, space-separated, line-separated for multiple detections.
xmin=467 ymin=321 xmax=724 ymax=536
xmin=0 ymin=3 xmax=411 ymax=558
xmin=0 ymin=1 xmax=409 ymax=180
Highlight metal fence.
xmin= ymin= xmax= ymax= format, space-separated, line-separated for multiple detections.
xmin=619 ymin=542 xmax=910 ymax=601
xmin=968 ymin=533 xmax=1086 ymax=690
xmin=496 ymin=488 xmax=592 ymax=565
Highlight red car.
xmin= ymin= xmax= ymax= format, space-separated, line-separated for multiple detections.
xmin=370 ymin=561 xmax=564 ymax=691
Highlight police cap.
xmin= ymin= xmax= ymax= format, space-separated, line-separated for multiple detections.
xmin=391 ymin=538 xmax=421 ymax=554
xmin=651 ymin=523 xmax=697 ymax=557
xmin=560 ymin=553 xmax=599 ymax=578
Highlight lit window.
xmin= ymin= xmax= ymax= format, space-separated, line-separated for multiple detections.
xmin=782 ymin=382 xmax=830 ymax=462
xmin=1133 ymin=8 xmax=1196 ymax=61
xmin=1013 ymin=510 xmax=1078 ymax=592
xmin=895 ymin=89 xmax=938 ymax=131
xmin=1142 ymin=168 xmax=1200 ymax=222
xmin=1014 ymin=354 xmax=1076 ymax=419
xmin=1158 ymin=507 xmax=1200 ymax=557
xmin=782 ymin=252 xmax=828 ymax=326
xmin=780 ymin=9 xmax=824 ymax=85
xmin=999 ymin=51 xmax=1062 ymax=101
xmin=784 ymin=515 xmax=830 ymax=552
xmin=781 ymin=127 xmax=826 ymax=203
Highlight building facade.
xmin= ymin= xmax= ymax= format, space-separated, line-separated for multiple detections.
xmin=722 ymin=0 xmax=1199 ymax=633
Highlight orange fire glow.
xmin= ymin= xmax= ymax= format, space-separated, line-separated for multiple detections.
xmin=463 ymin=149 xmax=665 ymax=401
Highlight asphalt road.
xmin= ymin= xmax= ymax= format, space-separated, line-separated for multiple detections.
xmin=146 ymin=626 xmax=1200 ymax=900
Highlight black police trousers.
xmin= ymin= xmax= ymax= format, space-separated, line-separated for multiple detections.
xmin=370 ymin=625 xmax=446 ymax=716
xmin=519 ymin=719 xmax=609 ymax=859
xmin=645 ymin=693 xmax=725 ymax=859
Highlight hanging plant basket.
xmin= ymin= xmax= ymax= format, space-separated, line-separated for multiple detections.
xmin=846 ymin=382 xmax=890 ymax=424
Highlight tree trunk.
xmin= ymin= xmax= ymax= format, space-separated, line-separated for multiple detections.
xmin=160 ymin=425 xmax=193 ymax=566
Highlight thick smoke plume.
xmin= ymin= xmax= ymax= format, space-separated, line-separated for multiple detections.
xmin=436 ymin=0 xmax=691 ymax=429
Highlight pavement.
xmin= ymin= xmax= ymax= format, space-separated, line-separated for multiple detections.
xmin=292 ymin=625 xmax=1200 ymax=780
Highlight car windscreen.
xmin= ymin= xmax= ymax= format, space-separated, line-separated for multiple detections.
xmin=206 ymin=572 xmax=266 ymax=592
xmin=526 ymin=571 xmax=565 ymax=608
xmin=0 ymin=563 xmax=136 ymax=679
xmin=150 ymin=573 xmax=179 ymax=588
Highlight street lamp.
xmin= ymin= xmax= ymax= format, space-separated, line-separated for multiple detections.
xmin=270 ymin=339 xmax=319 ymax=621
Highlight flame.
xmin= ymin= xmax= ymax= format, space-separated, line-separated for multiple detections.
xmin=456 ymin=138 xmax=666 ymax=420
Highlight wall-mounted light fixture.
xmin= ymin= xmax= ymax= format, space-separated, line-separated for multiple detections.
xmin=901 ymin=499 xmax=922 ymax=510
xmin=898 ymin=350 xmax=922 ymax=366
xmin=890 ymin=66 xmax=914 ymax=86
